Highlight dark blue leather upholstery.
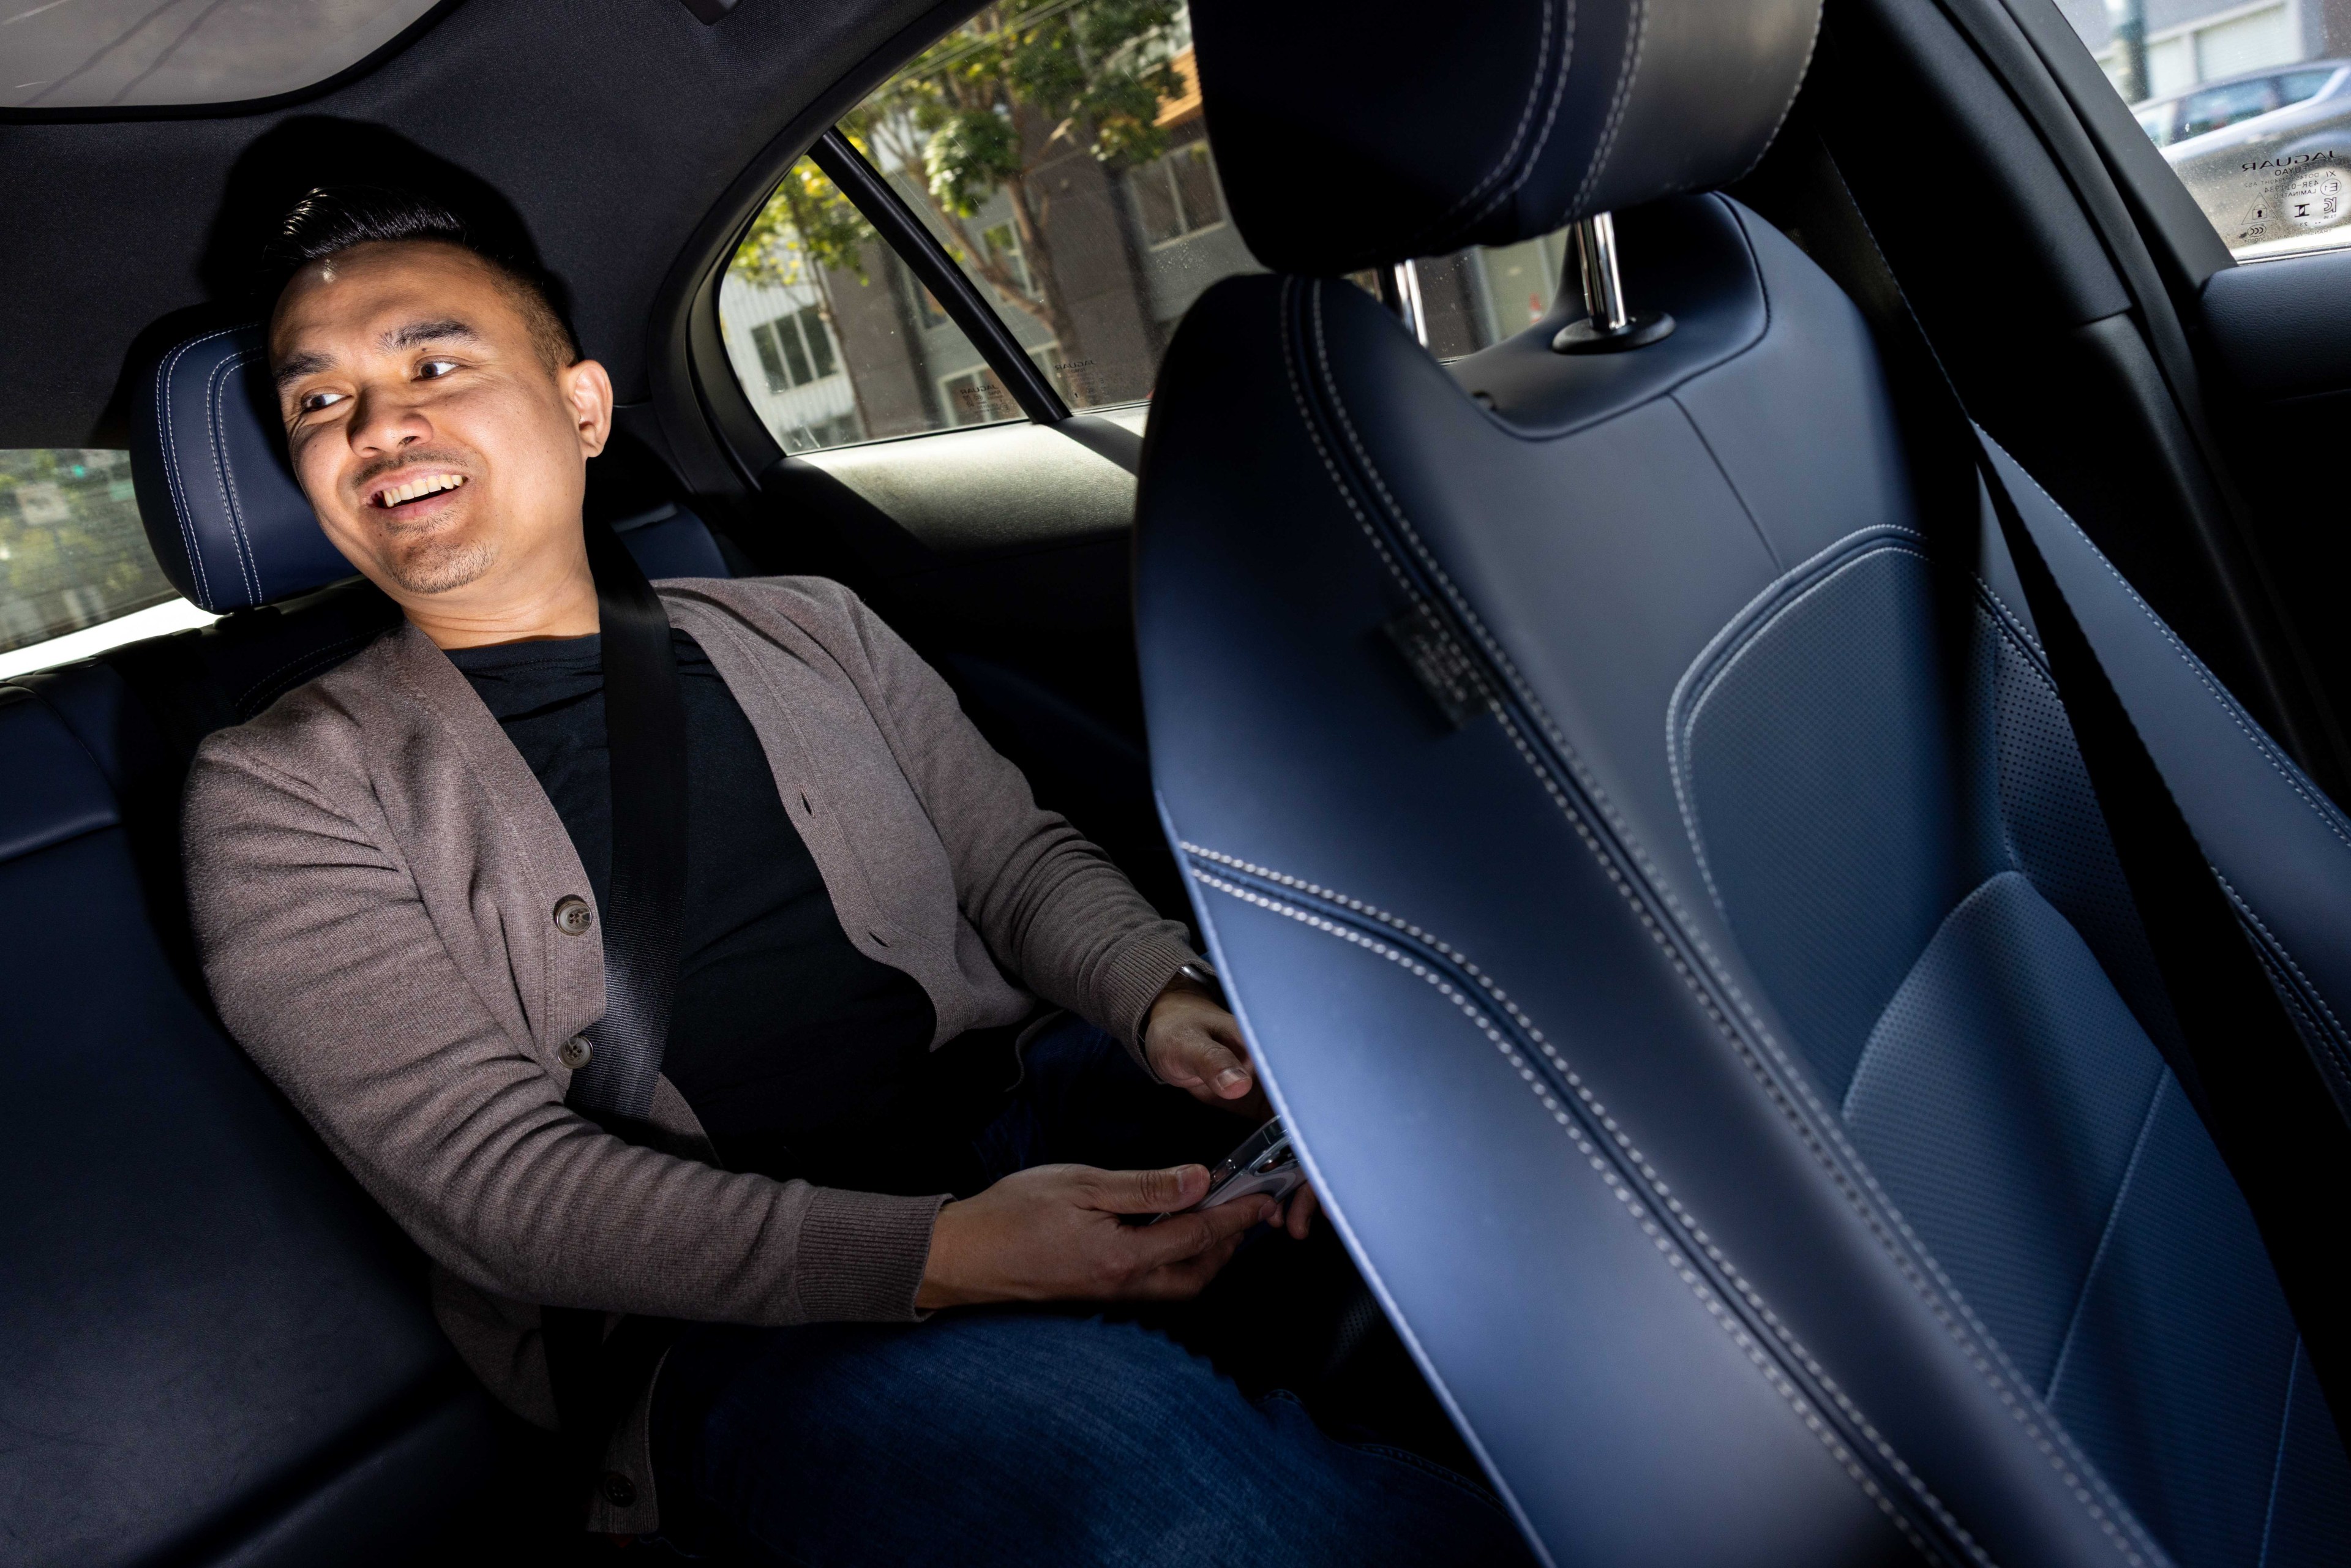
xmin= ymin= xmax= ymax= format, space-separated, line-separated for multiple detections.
xmin=1135 ymin=176 xmax=2350 ymax=1568
xmin=0 ymin=680 xmax=500 ymax=1567
xmin=1191 ymin=0 xmax=1819 ymax=272
xmin=129 ymin=325 xmax=357 ymax=613
xmin=126 ymin=322 xmax=736 ymax=614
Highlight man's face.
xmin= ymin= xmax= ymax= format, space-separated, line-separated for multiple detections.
xmin=270 ymin=241 xmax=610 ymax=602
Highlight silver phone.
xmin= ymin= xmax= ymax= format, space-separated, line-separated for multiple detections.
xmin=1153 ymin=1117 xmax=1306 ymax=1222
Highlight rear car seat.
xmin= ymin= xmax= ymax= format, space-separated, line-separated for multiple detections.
xmin=1 ymin=323 xmax=733 ymax=1567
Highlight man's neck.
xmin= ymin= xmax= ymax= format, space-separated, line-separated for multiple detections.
xmin=405 ymin=561 xmax=602 ymax=651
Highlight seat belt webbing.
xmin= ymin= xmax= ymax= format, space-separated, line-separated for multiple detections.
xmin=545 ymin=516 xmax=691 ymax=1487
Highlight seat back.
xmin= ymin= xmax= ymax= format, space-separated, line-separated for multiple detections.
xmin=0 ymin=677 xmax=499 ymax=1568
xmin=0 ymin=321 xmax=733 ymax=1564
xmin=1136 ymin=4 xmax=2349 ymax=1565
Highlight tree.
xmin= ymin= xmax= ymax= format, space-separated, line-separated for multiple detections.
xmin=727 ymin=0 xmax=1188 ymax=411
xmin=858 ymin=0 xmax=1186 ymax=405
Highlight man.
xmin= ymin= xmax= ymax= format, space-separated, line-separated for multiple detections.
xmin=183 ymin=188 xmax=1529 ymax=1566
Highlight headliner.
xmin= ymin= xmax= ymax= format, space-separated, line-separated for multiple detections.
xmin=0 ymin=0 xmax=956 ymax=448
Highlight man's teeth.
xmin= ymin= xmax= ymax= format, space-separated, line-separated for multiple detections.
xmin=377 ymin=473 xmax=467 ymax=507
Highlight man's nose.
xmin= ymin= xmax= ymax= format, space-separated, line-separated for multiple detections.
xmin=346 ymin=384 xmax=433 ymax=456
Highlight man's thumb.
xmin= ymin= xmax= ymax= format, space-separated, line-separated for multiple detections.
xmin=1098 ymin=1163 xmax=1209 ymax=1215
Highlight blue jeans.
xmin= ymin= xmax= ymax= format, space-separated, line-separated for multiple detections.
xmin=651 ymin=1314 xmax=1528 ymax=1567
xmin=650 ymin=1019 xmax=1531 ymax=1566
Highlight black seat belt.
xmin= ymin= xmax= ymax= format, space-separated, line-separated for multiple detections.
xmin=1738 ymin=126 xmax=2351 ymax=1432
xmin=544 ymin=516 xmax=691 ymax=1502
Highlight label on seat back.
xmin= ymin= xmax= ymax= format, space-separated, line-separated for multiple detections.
xmin=1381 ymin=602 xmax=1490 ymax=730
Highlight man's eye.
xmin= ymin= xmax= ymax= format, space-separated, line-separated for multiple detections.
xmin=299 ymin=389 xmax=347 ymax=413
xmin=417 ymin=357 xmax=460 ymax=380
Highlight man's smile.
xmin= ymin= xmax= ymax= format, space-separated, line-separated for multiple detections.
xmin=364 ymin=468 xmax=470 ymax=511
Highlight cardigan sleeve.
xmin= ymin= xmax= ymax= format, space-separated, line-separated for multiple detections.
xmin=823 ymin=585 xmax=1201 ymax=1059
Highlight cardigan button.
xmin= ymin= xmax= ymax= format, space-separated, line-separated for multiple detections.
xmin=553 ymin=896 xmax=593 ymax=936
xmin=559 ymin=1038 xmax=593 ymax=1070
xmin=601 ymin=1471 xmax=637 ymax=1508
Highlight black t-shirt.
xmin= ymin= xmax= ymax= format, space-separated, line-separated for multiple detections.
xmin=449 ymin=631 xmax=968 ymax=1187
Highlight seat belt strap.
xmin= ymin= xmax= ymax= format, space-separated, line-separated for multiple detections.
xmin=1741 ymin=126 xmax=2351 ymax=1430
xmin=568 ymin=515 xmax=691 ymax=1128
xmin=546 ymin=517 xmax=691 ymax=1487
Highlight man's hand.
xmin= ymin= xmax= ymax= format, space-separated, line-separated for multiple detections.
xmin=1144 ymin=977 xmax=1264 ymax=1116
xmin=1141 ymin=977 xmax=1322 ymax=1241
xmin=915 ymin=1163 xmax=1273 ymax=1311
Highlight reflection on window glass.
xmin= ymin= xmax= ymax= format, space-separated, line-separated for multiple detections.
xmin=2058 ymin=0 xmax=2351 ymax=258
xmin=0 ymin=450 xmax=178 ymax=658
xmin=719 ymin=2 xmax=1584 ymax=451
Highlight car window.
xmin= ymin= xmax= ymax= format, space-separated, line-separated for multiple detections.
xmin=0 ymin=449 xmax=211 ymax=678
xmin=2063 ymin=2 xmax=2349 ymax=260
xmin=2279 ymin=67 xmax=2341 ymax=105
xmin=2136 ymin=100 xmax=2181 ymax=146
xmin=718 ymin=0 xmax=1580 ymax=452
xmin=2178 ymin=79 xmax=2279 ymax=139
xmin=719 ymin=154 xmax=1038 ymax=451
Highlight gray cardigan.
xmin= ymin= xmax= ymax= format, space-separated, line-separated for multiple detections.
xmin=182 ymin=576 xmax=1199 ymax=1534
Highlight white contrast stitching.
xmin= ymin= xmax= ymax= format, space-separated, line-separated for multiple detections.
xmin=1665 ymin=530 xmax=1933 ymax=913
xmin=210 ymin=349 xmax=264 ymax=607
xmin=1569 ymin=0 xmax=1646 ymax=217
xmin=1412 ymin=0 xmax=1574 ymax=250
xmin=1184 ymin=855 xmax=1946 ymax=1563
xmin=157 ymin=328 xmax=243 ymax=612
xmin=1287 ymin=282 xmax=2165 ymax=1566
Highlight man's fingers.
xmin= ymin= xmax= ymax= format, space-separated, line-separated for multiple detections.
xmin=1135 ymin=1229 xmax=1253 ymax=1300
xmin=1130 ymin=1193 xmax=1273 ymax=1269
xmin=1199 ymin=1036 xmax=1254 ymax=1097
xmin=1088 ymin=1163 xmax=1210 ymax=1215
xmin=1283 ymin=1184 xmax=1321 ymax=1240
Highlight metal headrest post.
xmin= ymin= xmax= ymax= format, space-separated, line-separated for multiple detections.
xmin=1554 ymin=213 xmax=1676 ymax=354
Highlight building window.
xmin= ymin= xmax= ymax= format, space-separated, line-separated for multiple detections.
xmin=749 ymin=306 xmax=840 ymax=393
xmin=2095 ymin=1 xmax=2296 ymax=105
xmin=980 ymin=223 xmax=1035 ymax=297
xmin=939 ymin=365 xmax=1021 ymax=426
xmin=1129 ymin=140 xmax=1224 ymax=247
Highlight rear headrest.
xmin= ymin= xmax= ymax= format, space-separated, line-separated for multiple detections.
xmin=1192 ymin=0 xmax=1821 ymax=275
xmin=128 ymin=324 xmax=354 ymax=614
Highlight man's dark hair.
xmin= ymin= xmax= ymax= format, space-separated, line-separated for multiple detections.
xmin=264 ymin=186 xmax=579 ymax=369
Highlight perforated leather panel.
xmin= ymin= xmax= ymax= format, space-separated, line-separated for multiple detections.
xmin=1680 ymin=541 xmax=2349 ymax=1568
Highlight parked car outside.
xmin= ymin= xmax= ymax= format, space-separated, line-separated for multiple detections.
xmin=2137 ymin=59 xmax=2351 ymax=256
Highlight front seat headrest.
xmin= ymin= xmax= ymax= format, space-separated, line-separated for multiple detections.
xmin=128 ymin=324 xmax=356 ymax=615
xmin=1191 ymin=0 xmax=1821 ymax=276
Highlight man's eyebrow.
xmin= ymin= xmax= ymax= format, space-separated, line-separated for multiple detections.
xmin=272 ymin=350 xmax=334 ymax=389
xmin=381 ymin=318 xmax=482 ymax=351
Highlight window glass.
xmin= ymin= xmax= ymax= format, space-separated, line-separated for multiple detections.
xmin=728 ymin=0 xmax=1580 ymax=439
xmin=0 ymin=449 xmax=202 ymax=667
xmin=1 ymin=0 xmax=439 ymax=111
xmin=2061 ymin=1 xmax=2350 ymax=258
xmin=720 ymin=156 xmax=1027 ymax=454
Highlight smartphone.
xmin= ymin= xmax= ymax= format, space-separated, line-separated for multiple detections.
xmin=1153 ymin=1117 xmax=1307 ymax=1223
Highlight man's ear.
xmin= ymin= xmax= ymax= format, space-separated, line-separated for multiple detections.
xmin=563 ymin=358 xmax=615 ymax=459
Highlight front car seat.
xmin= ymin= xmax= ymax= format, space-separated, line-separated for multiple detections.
xmin=1134 ymin=2 xmax=2351 ymax=1565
